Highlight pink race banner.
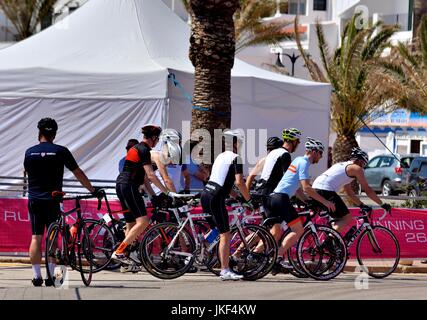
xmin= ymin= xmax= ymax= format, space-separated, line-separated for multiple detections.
xmin=1 ymin=198 xmax=427 ymax=259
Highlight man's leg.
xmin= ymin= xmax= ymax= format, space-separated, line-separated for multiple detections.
xmin=280 ymin=221 xmax=304 ymax=253
xmin=29 ymin=235 xmax=43 ymax=280
xmin=219 ymin=232 xmax=231 ymax=271
xmin=331 ymin=213 xmax=352 ymax=233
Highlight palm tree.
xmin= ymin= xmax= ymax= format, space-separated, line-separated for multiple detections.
xmin=0 ymin=0 xmax=66 ymax=41
xmin=188 ymin=0 xmax=239 ymax=159
xmin=380 ymin=15 xmax=427 ymax=115
xmin=295 ymin=15 xmax=399 ymax=164
xmin=183 ymin=0 xmax=293 ymax=53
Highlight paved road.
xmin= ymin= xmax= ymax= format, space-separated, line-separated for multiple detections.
xmin=1 ymin=263 xmax=427 ymax=300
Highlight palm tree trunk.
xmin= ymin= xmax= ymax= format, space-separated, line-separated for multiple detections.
xmin=189 ymin=0 xmax=239 ymax=161
xmin=413 ymin=0 xmax=427 ymax=37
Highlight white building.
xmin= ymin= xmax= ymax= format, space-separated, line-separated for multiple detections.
xmin=239 ymin=0 xmax=415 ymax=79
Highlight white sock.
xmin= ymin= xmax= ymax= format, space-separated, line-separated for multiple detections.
xmin=221 ymin=268 xmax=230 ymax=274
xmin=32 ymin=264 xmax=42 ymax=279
xmin=47 ymin=263 xmax=56 ymax=278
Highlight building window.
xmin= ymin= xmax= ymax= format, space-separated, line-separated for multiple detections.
xmin=289 ymin=0 xmax=307 ymax=15
xmin=313 ymin=0 xmax=327 ymax=11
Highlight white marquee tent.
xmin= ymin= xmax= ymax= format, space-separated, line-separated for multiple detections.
xmin=0 ymin=0 xmax=331 ymax=182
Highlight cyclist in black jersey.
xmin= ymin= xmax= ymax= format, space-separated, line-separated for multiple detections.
xmin=24 ymin=118 xmax=98 ymax=287
xmin=255 ymin=128 xmax=302 ymax=242
xmin=112 ymin=124 xmax=178 ymax=265
xmin=245 ymin=137 xmax=283 ymax=190
xmin=201 ymin=129 xmax=255 ymax=281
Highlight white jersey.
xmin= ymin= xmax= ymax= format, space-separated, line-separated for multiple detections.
xmin=152 ymin=164 xmax=183 ymax=195
xmin=312 ymin=161 xmax=355 ymax=192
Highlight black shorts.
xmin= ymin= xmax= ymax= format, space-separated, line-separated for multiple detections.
xmin=116 ymin=183 xmax=147 ymax=223
xmin=200 ymin=191 xmax=229 ymax=233
xmin=258 ymin=187 xmax=274 ymax=218
xmin=269 ymin=193 xmax=303 ymax=227
xmin=314 ymin=189 xmax=350 ymax=219
xmin=28 ymin=200 xmax=60 ymax=235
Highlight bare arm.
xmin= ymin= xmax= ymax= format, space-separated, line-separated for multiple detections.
xmin=300 ymin=179 xmax=335 ymax=212
xmin=245 ymin=158 xmax=265 ymax=190
xmin=152 ymin=152 xmax=176 ymax=192
xmin=182 ymin=168 xmax=190 ymax=190
xmin=295 ymin=188 xmax=309 ymax=203
xmin=72 ymin=168 xmax=95 ymax=193
xmin=347 ymin=164 xmax=383 ymax=206
xmin=235 ymin=174 xmax=250 ymax=201
xmin=144 ymin=163 xmax=169 ymax=194
xmin=142 ymin=175 xmax=156 ymax=196
xmin=343 ymin=183 xmax=364 ymax=206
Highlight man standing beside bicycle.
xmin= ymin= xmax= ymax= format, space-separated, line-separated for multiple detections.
xmin=312 ymin=147 xmax=391 ymax=234
xmin=24 ymin=118 xmax=97 ymax=287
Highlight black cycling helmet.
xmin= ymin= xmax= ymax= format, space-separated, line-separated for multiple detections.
xmin=141 ymin=124 xmax=162 ymax=138
xmin=266 ymin=137 xmax=283 ymax=150
xmin=37 ymin=118 xmax=58 ymax=134
xmin=350 ymin=147 xmax=369 ymax=164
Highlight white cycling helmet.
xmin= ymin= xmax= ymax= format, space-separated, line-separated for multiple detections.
xmin=159 ymin=128 xmax=181 ymax=144
xmin=305 ymin=137 xmax=325 ymax=151
xmin=223 ymin=129 xmax=245 ymax=143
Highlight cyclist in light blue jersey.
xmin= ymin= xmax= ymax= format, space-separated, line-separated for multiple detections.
xmin=269 ymin=138 xmax=336 ymax=271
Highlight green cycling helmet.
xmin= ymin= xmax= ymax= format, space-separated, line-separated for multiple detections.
xmin=282 ymin=128 xmax=302 ymax=141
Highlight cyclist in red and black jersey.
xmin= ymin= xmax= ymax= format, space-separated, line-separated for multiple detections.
xmin=113 ymin=124 xmax=176 ymax=265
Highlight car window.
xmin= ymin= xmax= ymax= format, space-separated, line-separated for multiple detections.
xmin=420 ymin=163 xmax=427 ymax=178
xmin=400 ymin=157 xmax=413 ymax=168
xmin=366 ymin=157 xmax=381 ymax=168
xmin=379 ymin=157 xmax=393 ymax=168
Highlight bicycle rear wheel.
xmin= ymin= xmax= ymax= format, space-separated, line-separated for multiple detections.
xmin=286 ymin=244 xmax=309 ymax=278
xmin=356 ymin=226 xmax=400 ymax=278
xmin=140 ymin=222 xmax=196 ymax=279
xmin=297 ymin=225 xmax=347 ymax=281
xmin=77 ymin=223 xmax=93 ymax=286
xmin=229 ymin=224 xmax=277 ymax=281
xmin=45 ymin=222 xmax=68 ymax=287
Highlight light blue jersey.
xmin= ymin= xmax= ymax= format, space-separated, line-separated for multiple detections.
xmin=274 ymin=156 xmax=311 ymax=196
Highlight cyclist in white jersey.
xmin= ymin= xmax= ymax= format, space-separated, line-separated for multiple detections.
xmin=201 ymin=129 xmax=255 ymax=281
xmin=245 ymin=137 xmax=283 ymax=190
xmin=255 ymin=128 xmax=302 ymax=243
xmin=312 ymin=147 xmax=391 ymax=233
xmin=270 ymin=138 xmax=335 ymax=270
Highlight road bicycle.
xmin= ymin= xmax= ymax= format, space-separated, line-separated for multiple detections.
xmin=326 ymin=206 xmax=400 ymax=279
xmin=45 ymin=191 xmax=100 ymax=287
xmin=140 ymin=194 xmax=277 ymax=280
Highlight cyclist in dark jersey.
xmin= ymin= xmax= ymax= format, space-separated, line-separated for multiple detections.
xmin=112 ymin=124 xmax=176 ymax=265
xmin=24 ymin=118 xmax=97 ymax=287
xmin=255 ymin=128 xmax=302 ymax=242
xmin=201 ymin=129 xmax=255 ymax=281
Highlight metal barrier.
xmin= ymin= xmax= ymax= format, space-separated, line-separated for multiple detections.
xmin=0 ymin=176 xmax=118 ymax=197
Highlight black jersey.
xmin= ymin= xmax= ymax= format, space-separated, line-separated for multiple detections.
xmin=24 ymin=142 xmax=78 ymax=200
xmin=256 ymin=147 xmax=291 ymax=192
xmin=116 ymin=142 xmax=151 ymax=186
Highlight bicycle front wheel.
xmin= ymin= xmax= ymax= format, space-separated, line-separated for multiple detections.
xmin=356 ymin=226 xmax=400 ymax=278
xmin=140 ymin=222 xmax=196 ymax=279
xmin=77 ymin=223 xmax=93 ymax=286
xmin=297 ymin=225 xmax=347 ymax=281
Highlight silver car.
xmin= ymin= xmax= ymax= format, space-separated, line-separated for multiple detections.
xmin=362 ymin=154 xmax=416 ymax=196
